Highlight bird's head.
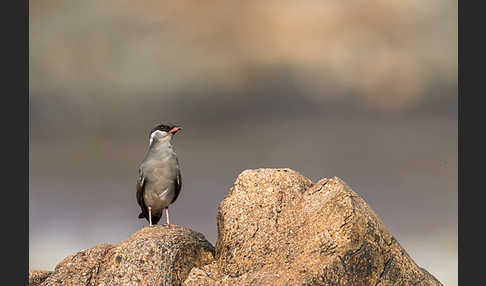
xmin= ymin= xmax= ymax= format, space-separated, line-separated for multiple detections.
xmin=149 ymin=124 xmax=182 ymax=145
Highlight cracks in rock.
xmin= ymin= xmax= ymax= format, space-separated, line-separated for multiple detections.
xmin=337 ymin=241 xmax=365 ymax=269
xmin=275 ymin=192 xmax=284 ymax=231
xmin=306 ymin=178 xmax=330 ymax=196
xmin=381 ymin=256 xmax=393 ymax=279
xmin=319 ymin=242 xmax=337 ymax=256
xmin=308 ymin=184 xmax=324 ymax=195
xmin=86 ymin=271 xmax=93 ymax=285
xmin=374 ymin=255 xmax=394 ymax=286
xmin=340 ymin=213 xmax=353 ymax=229
xmin=348 ymin=243 xmax=365 ymax=258
xmin=251 ymin=223 xmax=259 ymax=239
xmin=340 ymin=194 xmax=358 ymax=230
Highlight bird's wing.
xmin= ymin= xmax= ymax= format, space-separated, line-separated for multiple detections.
xmin=170 ymin=162 xmax=182 ymax=204
xmin=136 ymin=167 xmax=148 ymax=218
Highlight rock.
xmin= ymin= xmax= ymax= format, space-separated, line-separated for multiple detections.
xmin=37 ymin=226 xmax=214 ymax=286
xmin=185 ymin=168 xmax=443 ymax=285
xmin=29 ymin=270 xmax=53 ymax=286
xmin=31 ymin=168 xmax=443 ymax=285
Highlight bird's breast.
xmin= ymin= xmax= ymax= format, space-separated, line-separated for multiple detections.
xmin=139 ymin=149 xmax=180 ymax=213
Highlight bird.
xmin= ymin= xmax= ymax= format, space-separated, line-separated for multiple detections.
xmin=136 ymin=123 xmax=182 ymax=227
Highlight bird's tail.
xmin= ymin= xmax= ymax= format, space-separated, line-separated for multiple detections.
xmin=138 ymin=213 xmax=145 ymax=219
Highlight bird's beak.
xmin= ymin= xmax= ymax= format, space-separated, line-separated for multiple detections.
xmin=168 ymin=127 xmax=182 ymax=134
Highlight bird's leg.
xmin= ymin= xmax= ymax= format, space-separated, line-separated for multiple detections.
xmin=164 ymin=207 xmax=170 ymax=227
xmin=148 ymin=206 xmax=153 ymax=227
xmin=163 ymin=207 xmax=177 ymax=227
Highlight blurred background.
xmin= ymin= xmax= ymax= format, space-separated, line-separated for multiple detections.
xmin=29 ymin=0 xmax=457 ymax=285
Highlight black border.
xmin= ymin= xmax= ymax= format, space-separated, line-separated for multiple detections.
xmin=3 ymin=0 xmax=29 ymax=284
xmin=458 ymin=0 xmax=477 ymax=285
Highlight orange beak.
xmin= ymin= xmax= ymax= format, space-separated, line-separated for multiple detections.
xmin=168 ymin=127 xmax=182 ymax=134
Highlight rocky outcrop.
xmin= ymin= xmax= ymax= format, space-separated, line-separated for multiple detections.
xmin=33 ymin=226 xmax=214 ymax=286
xmin=184 ymin=168 xmax=442 ymax=285
xmin=30 ymin=168 xmax=442 ymax=286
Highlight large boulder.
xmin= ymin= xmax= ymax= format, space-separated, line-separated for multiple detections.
xmin=185 ymin=168 xmax=443 ymax=285
xmin=35 ymin=226 xmax=214 ymax=286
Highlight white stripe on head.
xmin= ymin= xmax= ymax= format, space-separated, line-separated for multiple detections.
xmin=149 ymin=130 xmax=167 ymax=145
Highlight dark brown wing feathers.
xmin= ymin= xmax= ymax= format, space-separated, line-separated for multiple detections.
xmin=170 ymin=168 xmax=182 ymax=204
xmin=136 ymin=169 xmax=149 ymax=219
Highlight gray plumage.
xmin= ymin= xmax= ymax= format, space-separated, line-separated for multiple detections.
xmin=136 ymin=124 xmax=182 ymax=225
